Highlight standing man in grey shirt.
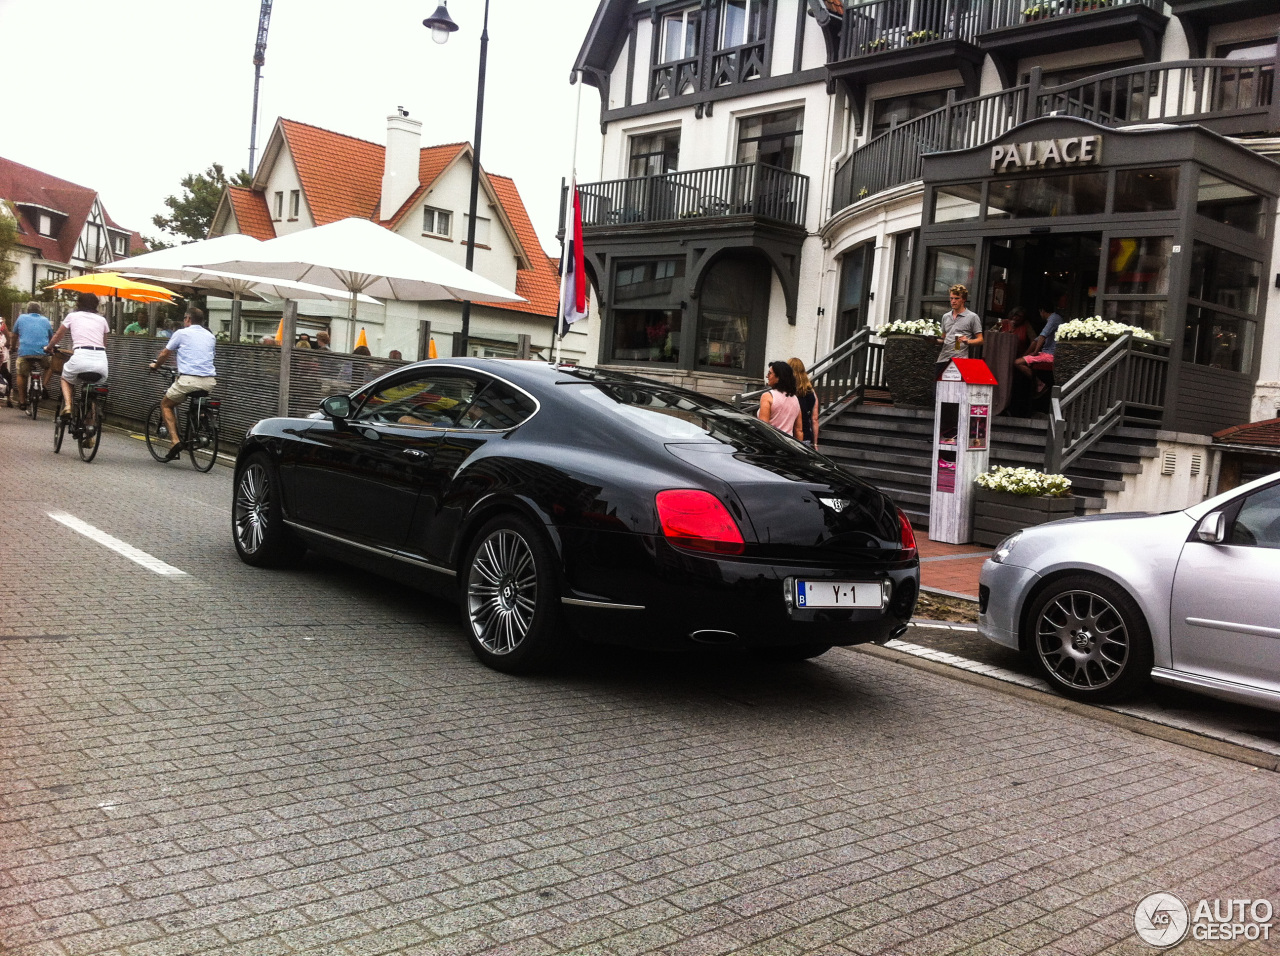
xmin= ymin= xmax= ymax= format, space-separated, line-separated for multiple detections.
xmin=935 ymin=284 xmax=984 ymax=380
xmin=149 ymin=306 xmax=217 ymax=462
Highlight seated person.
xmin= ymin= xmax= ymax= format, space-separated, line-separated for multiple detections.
xmin=1015 ymin=303 xmax=1064 ymax=397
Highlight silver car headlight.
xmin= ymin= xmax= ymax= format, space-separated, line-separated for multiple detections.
xmin=991 ymin=531 xmax=1022 ymax=564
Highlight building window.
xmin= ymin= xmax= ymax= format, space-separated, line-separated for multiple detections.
xmin=661 ymin=8 xmax=700 ymax=63
xmin=887 ymin=231 xmax=916 ymax=325
xmin=610 ymin=258 xmax=686 ymax=364
xmin=423 ymin=206 xmax=452 ymax=237
xmin=871 ymin=88 xmax=961 ymax=139
xmin=1114 ymin=168 xmax=1179 ymax=213
xmin=272 ymin=191 xmax=283 ymax=219
xmin=289 ymin=190 xmax=301 ymax=218
xmin=836 ymin=242 xmax=875 ymax=344
xmin=629 ymin=129 xmax=681 ymax=178
xmin=1181 ymin=241 xmax=1260 ymax=373
xmin=697 ymin=256 xmax=765 ymax=371
xmin=1197 ymin=173 xmax=1264 ymax=236
xmin=464 ymin=214 xmax=491 ymax=246
xmin=986 ymin=172 xmax=1107 ymax=219
xmin=1214 ymin=39 xmax=1275 ymax=111
xmin=112 ymin=235 xmax=126 ymax=255
xmin=736 ymin=108 xmax=803 ymax=171
xmin=719 ymin=0 xmax=765 ymax=49
xmin=920 ymin=244 xmax=974 ymax=321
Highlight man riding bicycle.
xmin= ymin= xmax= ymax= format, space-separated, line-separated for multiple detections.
xmin=47 ymin=292 xmax=111 ymax=426
xmin=149 ymin=306 xmax=217 ymax=461
xmin=11 ymin=301 xmax=52 ymax=410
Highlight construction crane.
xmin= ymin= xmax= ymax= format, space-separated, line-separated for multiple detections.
xmin=248 ymin=0 xmax=273 ymax=177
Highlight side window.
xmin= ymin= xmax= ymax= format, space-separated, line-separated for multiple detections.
xmin=1230 ymin=483 xmax=1280 ymax=549
xmin=354 ymin=372 xmax=480 ymax=427
xmin=456 ymin=379 xmax=537 ymax=429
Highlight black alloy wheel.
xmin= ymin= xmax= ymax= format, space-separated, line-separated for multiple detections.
xmin=232 ymin=453 xmax=305 ymax=567
xmin=1026 ymin=573 xmax=1152 ymax=704
xmin=461 ymin=515 xmax=564 ymax=674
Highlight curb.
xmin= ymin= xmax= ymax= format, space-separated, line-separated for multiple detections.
xmin=851 ymin=642 xmax=1280 ymax=774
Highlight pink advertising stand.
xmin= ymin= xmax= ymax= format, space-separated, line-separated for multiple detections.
xmin=929 ymin=358 xmax=996 ymax=544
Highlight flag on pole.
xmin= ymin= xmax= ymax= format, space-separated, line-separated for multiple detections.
xmin=557 ymin=179 xmax=588 ymax=338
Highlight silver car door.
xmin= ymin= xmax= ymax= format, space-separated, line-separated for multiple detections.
xmin=1169 ymin=480 xmax=1280 ymax=693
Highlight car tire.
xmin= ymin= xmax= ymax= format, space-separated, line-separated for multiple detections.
xmin=232 ymin=453 xmax=305 ymax=568
xmin=1025 ymin=573 xmax=1152 ymax=704
xmin=460 ymin=514 xmax=564 ymax=674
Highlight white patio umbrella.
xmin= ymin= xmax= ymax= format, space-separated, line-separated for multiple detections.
xmin=190 ymin=217 xmax=525 ymax=350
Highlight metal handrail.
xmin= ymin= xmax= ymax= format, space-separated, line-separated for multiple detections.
xmin=731 ymin=327 xmax=885 ymax=419
xmin=1045 ymin=334 xmax=1170 ymax=473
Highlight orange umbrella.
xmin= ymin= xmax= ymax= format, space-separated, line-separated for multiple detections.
xmin=273 ymin=318 xmax=285 ymax=344
xmin=428 ymin=338 xmax=438 ymax=359
xmin=50 ymin=272 xmax=176 ymax=303
xmin=355 ymin=328 xmax=369 ymax=350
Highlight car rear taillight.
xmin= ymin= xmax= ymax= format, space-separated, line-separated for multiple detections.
xmin=897 ymin=508 xmax=918 ymax=559
xmin=655 ymin=490 xmax=745 ymax=555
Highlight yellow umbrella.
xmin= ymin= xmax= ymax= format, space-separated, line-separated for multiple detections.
xmin=274 ymin=318 xmax=285 ymax=344
xmin=355 ymin=328 xmax=369 ymax=350
xmin=50 ymin=272 xmax=177 ymax=303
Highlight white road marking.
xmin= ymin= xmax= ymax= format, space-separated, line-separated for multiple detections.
xmin=46 ymin=511 xmax=187 ymax=577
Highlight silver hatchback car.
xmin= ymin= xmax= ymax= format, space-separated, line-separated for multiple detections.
xmin=979 ymin=470 xmax=1280 ymax=711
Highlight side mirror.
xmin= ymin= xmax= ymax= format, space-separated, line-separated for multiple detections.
xmin=1196 ymin=511 xmax=1226 ymax=544
xmin=320 ymin=394 xmax=354 ymax=422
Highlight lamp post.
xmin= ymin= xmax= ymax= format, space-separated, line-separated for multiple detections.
xmin=423 ymin=0 xmax=488 ymax=357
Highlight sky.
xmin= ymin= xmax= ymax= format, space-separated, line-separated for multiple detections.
xmin=0 ymin=0 xmax=605 ymax=255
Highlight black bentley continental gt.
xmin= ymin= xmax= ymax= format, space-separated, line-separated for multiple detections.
xmin=232 ymin=359 xmax=919 ymax=672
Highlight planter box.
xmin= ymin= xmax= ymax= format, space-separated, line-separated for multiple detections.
xmin=1053 ymin=339 xmax=1107 ymax=385
xmin=883 ymin=334 xmax=940 ymax=408
xmin=972 ymin=486 xmax=1079 ymax=547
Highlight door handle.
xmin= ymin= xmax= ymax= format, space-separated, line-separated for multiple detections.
xmin=402 ymin=448 xmax=428 ymax=459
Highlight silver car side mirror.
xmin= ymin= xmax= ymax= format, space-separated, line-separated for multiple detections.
xmin=1196 ymin=511 xmax=1226 ymax=544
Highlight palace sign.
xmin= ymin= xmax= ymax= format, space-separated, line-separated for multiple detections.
xmin=990 ymin=135 xmax=1102 ymax=173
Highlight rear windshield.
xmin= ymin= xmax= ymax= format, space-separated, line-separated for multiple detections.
xmin=568 ymin=379 xmax=800 ymax=453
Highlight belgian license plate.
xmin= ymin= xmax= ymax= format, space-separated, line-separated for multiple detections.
xmin=796 ymin=580 xmax=880 ymax=609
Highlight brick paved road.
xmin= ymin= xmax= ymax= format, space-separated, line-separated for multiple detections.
xmin=1 ymin=407 xmax=1277 ymax=955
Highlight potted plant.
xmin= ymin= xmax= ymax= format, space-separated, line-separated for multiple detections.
xmin=1054 ymin=316 xmax=1155 ymax=382
xmin=905 ymin=29 xmax=939 ymax=45
xmin=877 ymin=319 xmax=943 ymax=408
xmin=1022 ymin=3 xmax=1058 ymax=21
xmin=863 ymin=36 xmax=891 ymax=53
xmin=972 ymin=466 xmax=1077 ymax=547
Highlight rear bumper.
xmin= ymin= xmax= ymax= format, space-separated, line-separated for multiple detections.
xmin=559 ymin=529 xmax=919 ymax=650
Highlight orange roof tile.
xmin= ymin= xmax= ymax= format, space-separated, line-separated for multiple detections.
xmin=385 ymin=143 xmax=469 ymax=226
xmin=279 ymin=119 xmax=386 ymax=223
xmin=227 ymin=187 xmax=276 ymax=241
xmin=1214 ymin=417 xmax=1280 ymax=450
xmin=478 ymin=174 xmax=560 ymax=319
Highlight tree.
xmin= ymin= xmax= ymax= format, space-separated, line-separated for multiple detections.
xmin=152 ymin=163 xmax=251 ymax=242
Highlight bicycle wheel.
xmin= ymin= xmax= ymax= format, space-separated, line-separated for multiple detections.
xmin=188 ymin=408 xmax=219 ymax=472
xmin=28 ymin=380 xmax=39 ymax=420
xmin=78 ymin=394 xmax=102 ymax=462
xmin=144 ymin=403 xmax=170 ymax=462
xmin=53 ymin=393 xmax=66 ymax=453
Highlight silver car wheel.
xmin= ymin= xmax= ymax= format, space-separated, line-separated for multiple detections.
xmin=466 ymin=528 xmax=538 ymax=656
xmin=1035 ymin=588 xmax=1129 ymax=690
xmin=234 ymin=462 xmax=270 ymax=555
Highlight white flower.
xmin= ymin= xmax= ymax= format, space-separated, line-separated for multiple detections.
xmin=975 ymin=466 xmax=1072 ymax=497
xmin=1057 ymin=316 xmax=1154 ymax=342
xmin=877 ymin=319 xmax=943 ymax=338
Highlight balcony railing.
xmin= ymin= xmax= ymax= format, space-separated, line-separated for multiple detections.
xmin=985 ymin=0 xmax=1163 ymax=31
xmin=831 ymin=48 xmax=1280 ymax=214
xmin=576 ymin=163 xmax=809 ymax=230
xmin=731 ymin=327 xmax=887 ymax=419
xmin=839 ymin=0 xmax=983 ymax=59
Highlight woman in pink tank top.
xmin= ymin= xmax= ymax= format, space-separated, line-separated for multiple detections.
xmin=758 ymin=360 xmax=800 ymax=436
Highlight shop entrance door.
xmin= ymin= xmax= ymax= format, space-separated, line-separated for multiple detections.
xmin=983 ymin=233 xmax=1101 ymax=329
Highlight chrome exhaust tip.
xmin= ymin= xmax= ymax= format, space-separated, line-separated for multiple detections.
xmin=689 ymin=629 xmax=739 ymax=645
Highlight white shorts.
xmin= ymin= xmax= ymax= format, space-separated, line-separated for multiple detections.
xmin=62 ymin=349 xmax=109 ymax=383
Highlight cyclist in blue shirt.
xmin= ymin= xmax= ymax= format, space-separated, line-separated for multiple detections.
xmin=12 ymin=302 xmax=52 ymax=410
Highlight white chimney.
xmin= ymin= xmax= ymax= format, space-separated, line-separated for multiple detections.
xmin=381 ymin=112 xmax=422 ymax=219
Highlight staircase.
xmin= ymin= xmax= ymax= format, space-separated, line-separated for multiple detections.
xmin=822 ymin=405 xmax=1159 ymax=526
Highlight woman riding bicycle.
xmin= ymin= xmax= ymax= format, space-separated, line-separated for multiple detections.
xmin=149 ymin=306 xmax=217 ymax=461
xmin=47 ymin=292 xmax=110 ymax=423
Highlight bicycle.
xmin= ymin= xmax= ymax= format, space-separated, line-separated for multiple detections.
xmin=22 ymin=356 xmax=46 ymax=420
xmin=54 ymin=371 xmax=108 ymax=463
xmin=144 ymin=366 xmax=221 ymax=472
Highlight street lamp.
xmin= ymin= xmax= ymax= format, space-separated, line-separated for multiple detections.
xmin=424 ymin=0 xmax=488 ymax=357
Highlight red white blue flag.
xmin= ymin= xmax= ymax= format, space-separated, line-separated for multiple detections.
xmin=558 ymin=180 xmax=588 ymax=337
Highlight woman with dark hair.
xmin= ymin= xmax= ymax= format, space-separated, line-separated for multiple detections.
xmin=758 ymin=359 xmax=800 ymax=436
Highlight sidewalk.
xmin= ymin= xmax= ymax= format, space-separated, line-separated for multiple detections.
xmin=917 ymin=535 xmax=988 ymax=600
